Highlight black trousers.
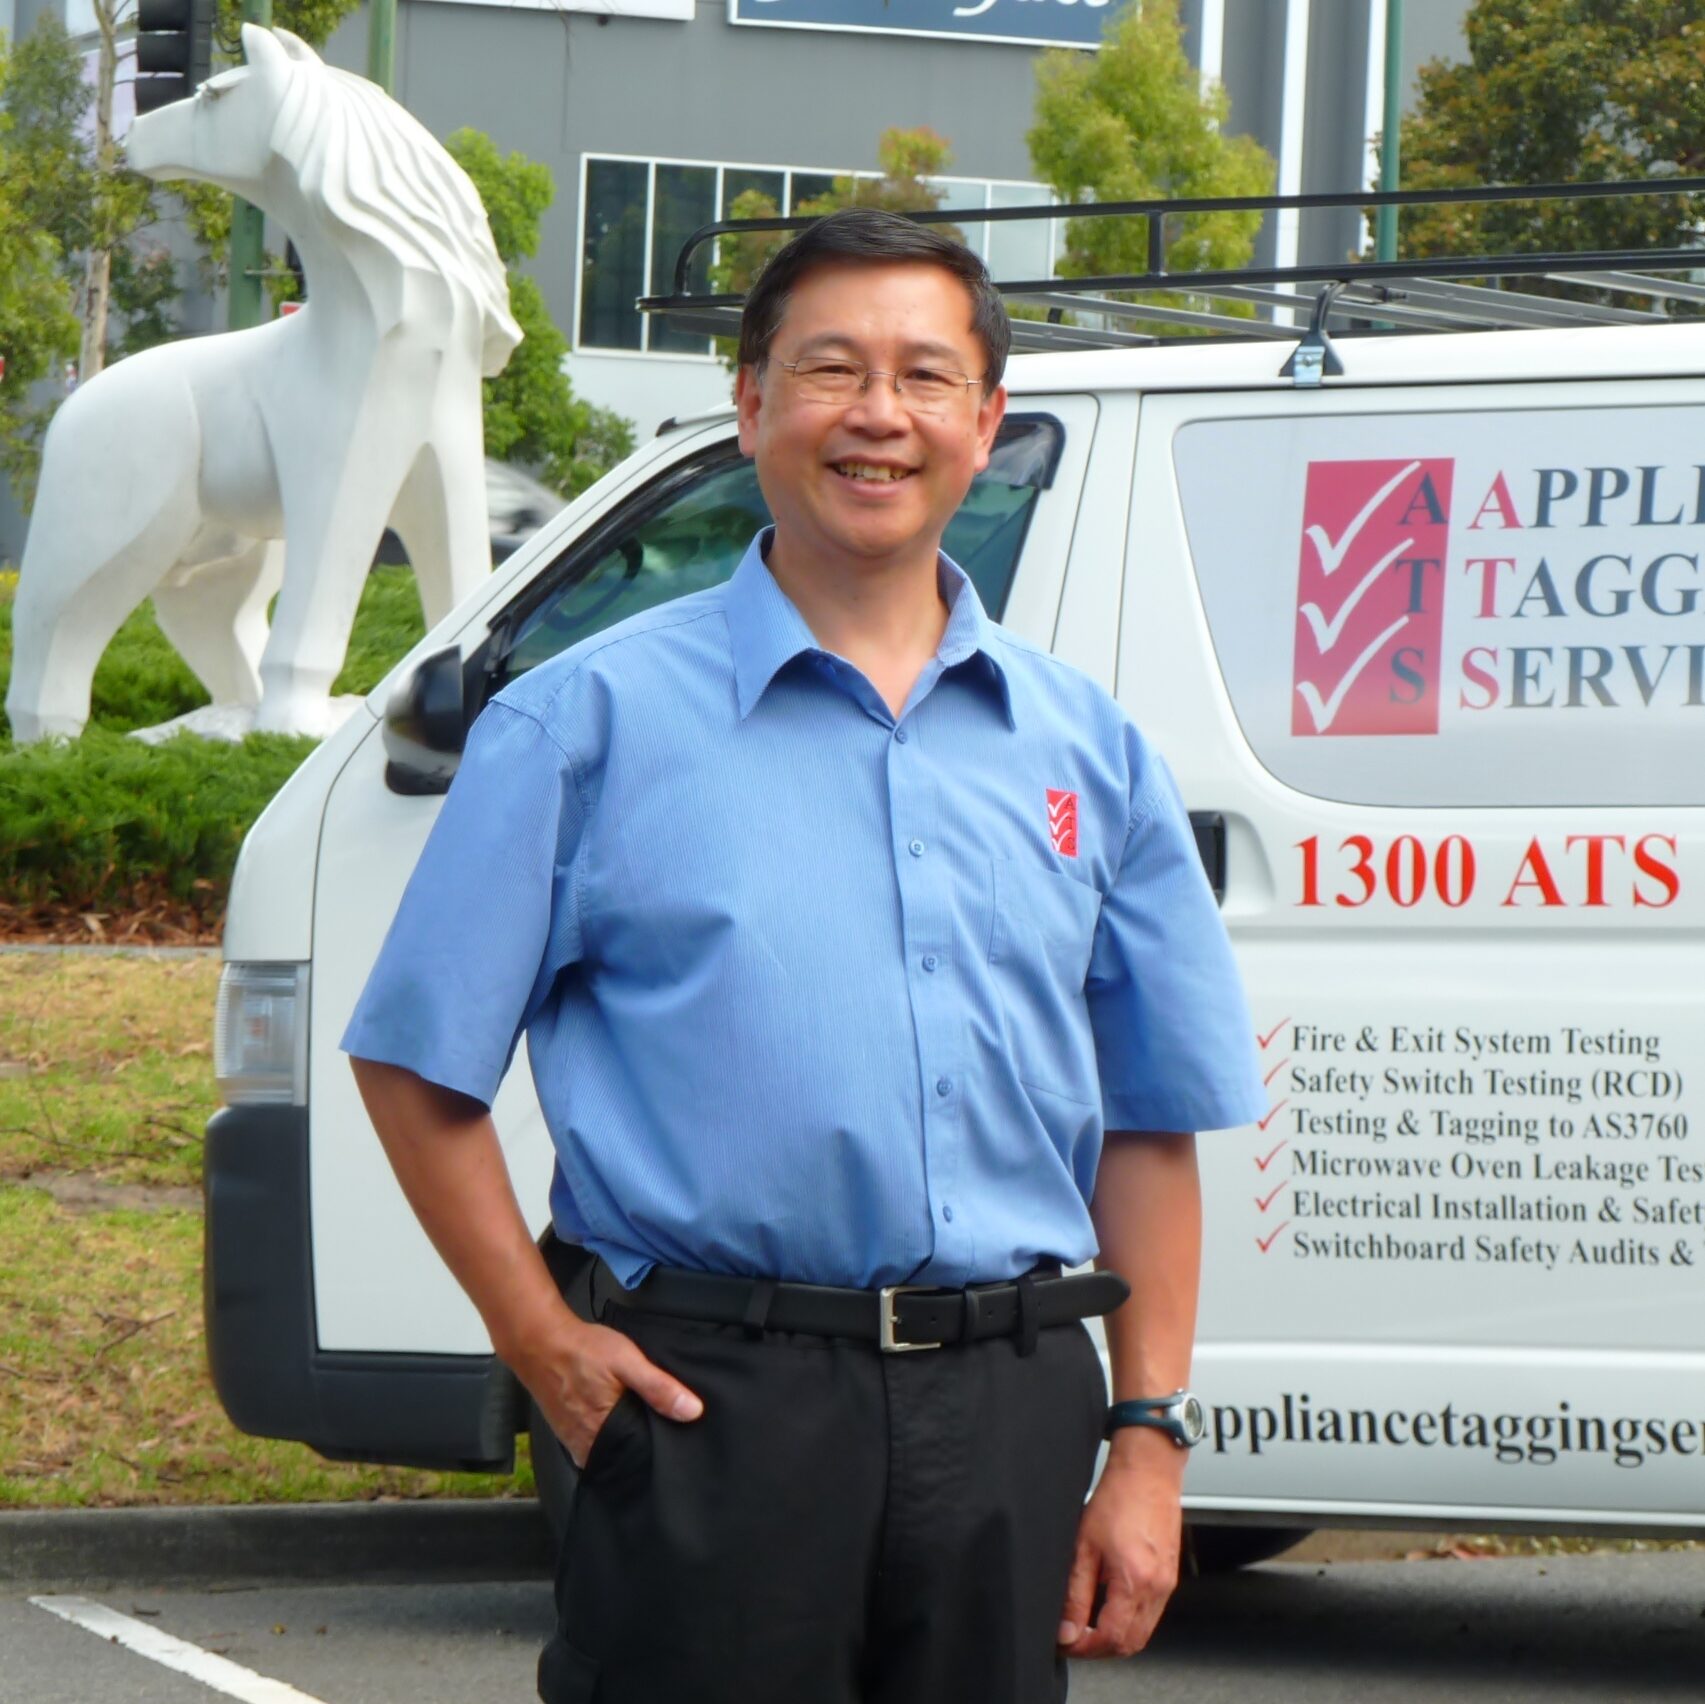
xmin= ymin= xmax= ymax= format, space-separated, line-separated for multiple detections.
xmin=537 ymin=1304 xmax=1108 ymax=1704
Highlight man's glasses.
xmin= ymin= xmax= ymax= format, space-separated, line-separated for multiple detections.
xmin=776 ymin=357 xmax=982 ymax=415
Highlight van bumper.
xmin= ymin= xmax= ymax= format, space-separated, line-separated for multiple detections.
xmin=203 ymin=1104 xmax=519 ymax=1472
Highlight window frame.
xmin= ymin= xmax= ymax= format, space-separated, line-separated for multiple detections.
xmin=574 ymin=151 xmax=1059 ymax=361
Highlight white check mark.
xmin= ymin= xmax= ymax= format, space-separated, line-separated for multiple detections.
xmin=1295 ymin=616 xmax=1409 ymax=732
xmin=1298 ymin=537 xmax=1413 ymax=654
xmin=1304 ymin=460 xmax=1422 ymax=577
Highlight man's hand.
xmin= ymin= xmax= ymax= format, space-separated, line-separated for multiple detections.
xmin=1056 ymin=1434 xmax=1184 ymax=1659
xmin=504 ymin=1308 xmax=703 ymax=1469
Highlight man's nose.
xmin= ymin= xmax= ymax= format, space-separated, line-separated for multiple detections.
xmin=845 ymin=376 xmax=909 ymax=431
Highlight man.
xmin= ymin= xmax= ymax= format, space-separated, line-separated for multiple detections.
xmin=344 ymin=208 xmax=1264 ymax=1703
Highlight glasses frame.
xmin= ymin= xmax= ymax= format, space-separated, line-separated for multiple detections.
xmin=774 ymin=357 xmax=984 ymax=410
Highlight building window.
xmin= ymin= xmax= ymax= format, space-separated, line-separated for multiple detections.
xmin=578 ymin=154 xmax=1059 ymax=358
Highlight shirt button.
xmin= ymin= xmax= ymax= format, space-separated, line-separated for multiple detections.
xmin=935 ymin=1076 xmax=953 ymax=1097
xmin=922 ymin=953 xmax=939 ymax=972
xmin=894 ymin=727 xmax=908 ymax=744
xmin=942 ymin=1204 xmax=954 ymax=1223
xmin=908 ymin=839 xmax=925 ymax=857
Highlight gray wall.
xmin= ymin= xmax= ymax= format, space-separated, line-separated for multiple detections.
xmin=1300 ymin=0 xmax=1376 ymax=263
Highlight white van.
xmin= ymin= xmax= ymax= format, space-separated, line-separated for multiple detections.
xmin=208 ymin=190 xmax=1705 ymax=1563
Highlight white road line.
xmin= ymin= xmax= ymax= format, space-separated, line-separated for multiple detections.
xmin=29 ymin=1595 xmax=331 ymax=1704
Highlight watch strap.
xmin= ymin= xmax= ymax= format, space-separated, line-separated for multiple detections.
xmin=1104 ymin=1392 xmax=1200 ymax=1447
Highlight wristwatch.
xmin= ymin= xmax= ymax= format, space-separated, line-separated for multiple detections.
xmin=1104 ymin=1390 xmax=1206 ymax=1449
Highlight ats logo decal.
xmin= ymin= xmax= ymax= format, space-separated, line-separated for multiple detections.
xmin=1293 ymin=458 xmax=1454 ymax=736
xmin=1046 ymin=788 xmax=1078 ymax=857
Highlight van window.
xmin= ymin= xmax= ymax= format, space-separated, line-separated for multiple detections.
xmin=493 ymin=417 xmax=1063 ymax=688
xmin=1174 ymin=406 xmax=1705 ymax=808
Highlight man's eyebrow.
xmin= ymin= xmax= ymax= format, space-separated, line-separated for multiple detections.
xmin=790 ymin=333 xmax=972 ymax=364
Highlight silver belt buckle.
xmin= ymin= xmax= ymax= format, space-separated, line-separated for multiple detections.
xmin=878 ymin=1285 xmax=943 ymax=1352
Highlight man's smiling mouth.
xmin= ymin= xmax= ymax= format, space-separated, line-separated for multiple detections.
xmin=832 ymin=462 xmax=915 ymax=482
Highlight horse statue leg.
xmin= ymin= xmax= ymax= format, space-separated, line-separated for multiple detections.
xmin=5 ymin=391 xmax=200 ymax=743
xmin=151 ymin=538 xmax=285 ymax=713
xmin=390 ymin=424 xmax=494 ymax=628
xmin=257 ymin=441 xmax=409 ymax=737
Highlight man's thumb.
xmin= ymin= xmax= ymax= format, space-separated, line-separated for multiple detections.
xmin=625 ymin=1354 xmax=703 ymax=1422
xmin=1058 ymin=1540 xmax=1097 ymax=1643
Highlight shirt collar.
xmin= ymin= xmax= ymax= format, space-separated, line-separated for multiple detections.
xmin=725 ymin=528 xmax=1015 ymax=728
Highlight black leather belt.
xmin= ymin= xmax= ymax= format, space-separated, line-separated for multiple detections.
xmin=593 ymin=1260 xmax=1129 ymax=1353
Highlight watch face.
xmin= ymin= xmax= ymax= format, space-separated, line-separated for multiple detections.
xmin=1179 ymin=1394 xmax=1206 ymax=1445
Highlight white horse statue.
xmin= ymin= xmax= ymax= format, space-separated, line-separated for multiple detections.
xmin=5 ymin=24 xmax=521 ymax=743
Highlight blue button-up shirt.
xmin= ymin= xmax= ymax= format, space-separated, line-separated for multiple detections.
xmin=343 ymin=532 xmax=1265 ymax=1289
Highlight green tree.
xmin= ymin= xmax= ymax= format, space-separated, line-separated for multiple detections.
xmin=0 ymin=33 xmax=84 ymax=501
xmin=1 ymin=13 xmax=225 ymax=374
xmin=220 ymin=0 xmax=361 ymax=49
xmin=1393 ymin=0 xmax=1705 ymax=273
xmin=446 ymin=129 xmax=634 ymax=498
xmin=707 ymin=126 xmax=958 ymax=366
xmin=1026 ymin=0 xmax=1274 ymax=329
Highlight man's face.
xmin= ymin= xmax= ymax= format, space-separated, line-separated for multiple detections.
xmin=735 ymin=261 xmax=1006 ymax=576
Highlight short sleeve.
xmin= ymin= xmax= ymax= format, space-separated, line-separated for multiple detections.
xmin=1086 ymin=753 xmax=1266 ymax=1134
xmin=340 ymin=699 xmax=586 ymax=1106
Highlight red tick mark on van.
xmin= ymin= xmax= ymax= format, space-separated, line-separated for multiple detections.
xmin=1255 ymin=1222 xmax=1291 ymax=1255
xmin=1262 ymin=1056 xmax=1291 ymax=1088
xmin=1255 ymin=1018 xmax=1290 ymax=1050
xmin=1254 ymin=1139 xmax=1289 ymax=1172
xmin=1255 ymin=1181 xmax=1289 ymax=1213
xmin=1257 ymin=1101 xmax=1289 ymax=1133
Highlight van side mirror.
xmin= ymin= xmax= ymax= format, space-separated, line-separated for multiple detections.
xmin=383 ymin=645 xmax=468 ymax=796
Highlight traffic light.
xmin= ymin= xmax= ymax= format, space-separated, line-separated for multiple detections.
xmin=134 ymin=0 xmax=215 ymax=115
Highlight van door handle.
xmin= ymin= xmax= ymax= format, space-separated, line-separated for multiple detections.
xmin=1189 ymin=812 xmax=1226 ymax=905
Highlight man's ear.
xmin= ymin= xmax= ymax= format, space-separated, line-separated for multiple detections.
xmin=735 ymin=364 xmax=762 ymax=458
xmin=972 ymin=383 xmax=1007 ymax=475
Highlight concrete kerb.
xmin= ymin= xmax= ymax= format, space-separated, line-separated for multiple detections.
xmin=0 ymin=1499 xmax=552 ymax=1592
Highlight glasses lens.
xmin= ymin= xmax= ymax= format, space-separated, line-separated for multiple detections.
xmin=791 ymin=359 xmax=864 ymax=402
xmin=899 ymin=367 xmax=970 ymax=413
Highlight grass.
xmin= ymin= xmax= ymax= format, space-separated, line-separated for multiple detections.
xmin=0 ymin=956 xmax=220 ymax=1190
xmin=0 ymin=955 xmax=534 ymax=1508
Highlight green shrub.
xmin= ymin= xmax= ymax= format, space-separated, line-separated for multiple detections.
xmin=0 ymin=726 xmax=317 ymax=920
xmin=0 ymin=567 xmax=426 ymax=925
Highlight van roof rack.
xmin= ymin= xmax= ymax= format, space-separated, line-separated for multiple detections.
xmin=638 ymin=178 xmax=1705 ymax=355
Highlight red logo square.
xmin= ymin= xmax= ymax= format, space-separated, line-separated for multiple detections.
xmin=1046 ymin=789 xmax=1078 ymax=857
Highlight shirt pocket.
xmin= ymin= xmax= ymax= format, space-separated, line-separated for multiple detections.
xmin=988 ymin=857 xmax=1103 ymax=1104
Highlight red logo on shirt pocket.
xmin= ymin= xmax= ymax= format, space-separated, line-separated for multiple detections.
xmin=1046 ymin=789 xmax=1078 ymax=857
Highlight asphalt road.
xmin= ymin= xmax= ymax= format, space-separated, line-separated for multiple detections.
xmin=7 ymin=1550 xmax=1705 ymax=1703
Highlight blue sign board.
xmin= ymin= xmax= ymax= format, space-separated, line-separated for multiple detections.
xmin=727 ymin=0 xmax=1119 ymax=50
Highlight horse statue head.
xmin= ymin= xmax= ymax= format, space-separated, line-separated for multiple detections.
xmin=126 ymin=25 xmax=521 ymax=375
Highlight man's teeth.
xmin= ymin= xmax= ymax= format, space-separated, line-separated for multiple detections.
xmin=835 ymin=463 xmax=911 ymax=481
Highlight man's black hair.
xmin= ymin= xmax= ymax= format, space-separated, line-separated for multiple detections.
xmin=737 ymin=207 xmax=1011 ymax=389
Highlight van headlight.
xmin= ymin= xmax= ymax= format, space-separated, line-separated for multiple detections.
xmin=214 ymin=963 xmax=309 ymax=1106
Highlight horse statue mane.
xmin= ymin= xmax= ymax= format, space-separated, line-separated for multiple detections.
xmin=267 ymin=34 xmax=520 ymax=373
xmin=4 ymin=25 xmax=525 ymax=745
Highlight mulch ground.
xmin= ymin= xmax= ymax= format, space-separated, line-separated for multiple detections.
xmin=0 ymin=900 xmax=220 ymax=947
